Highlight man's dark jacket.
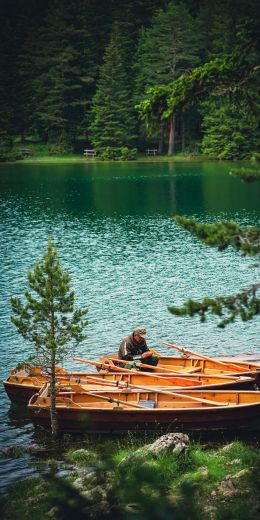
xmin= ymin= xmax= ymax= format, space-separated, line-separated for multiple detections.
xmin=118 ymin=333 xmax=148 ymax=360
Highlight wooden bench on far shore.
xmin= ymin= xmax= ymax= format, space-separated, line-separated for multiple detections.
xmin=17 ymin=148 xmax=32 ymax=157
xmin=145 ymin=149 xmax=158 ymax=156
xmin=83 ymin=149 xmax=96 ymax=157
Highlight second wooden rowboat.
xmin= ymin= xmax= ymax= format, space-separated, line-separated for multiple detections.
xmin=100 ymin=354 xmax=260 ymax=382
xmin=28 ymin=385 xmax=260 ymax=433
xmin=3 ymin=365 xmax=256 ymax=404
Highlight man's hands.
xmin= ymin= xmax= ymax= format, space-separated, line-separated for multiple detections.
xmin=141 ymin=351 xmax=153 ymax=360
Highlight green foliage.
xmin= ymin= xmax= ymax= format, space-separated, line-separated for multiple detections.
xmin=0 ymin=149 xmax=24 ymax=162
xmin=10 ymin=238 xmax=88 ymax=436
xmin=169 ymin=216 xmax=260 ymax=327
xmin=97 ymin=146 xmax=137 ymax=161
xmin=134 ymin=2 xmax=200 ymax=98
xmin=201 ymin=98 xmax=260 ymax=159
xmin=48 ymin=139 xmax=73 ymax=156
xmin=137 ymin=47 xmax=255 ymax=121
xmin=134 ymin=1 xmax=201 ymax=153
xmin=3 ymin=440 xmax=260 ymax=520
xmin=137 ymin=15 xmax=260 ymax=158
xmin=253 ymin=153 xmax=260 ymax=162
xmin=1 ymin=0 xmax=259 ymax=157
xmin=90 ymin=23 xmax=136 ymax=150
xmin=230 ymin=168 xmax=260 ymax=182
xmin=0 ymin=131 xmax=23 ymax=162
xmin=175 ymin=216 xmax=260 ymax=255
xmin=0 ymin=477 xmax=50 ymax=520
xmin=169 ymin=286 xmax=260 ymax=328
xmin=66 ymin=448 xmax=98 ymax=466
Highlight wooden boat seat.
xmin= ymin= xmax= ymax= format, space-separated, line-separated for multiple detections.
xmin=138 ymin=400 xmax=156 ymax=408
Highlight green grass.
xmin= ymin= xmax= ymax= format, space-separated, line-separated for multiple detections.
xmin=66 ymin=448 xmax=98 ymax=466
xmin=0 ymin=477 xmax=49 ymax=520
xmin=19 ymin=153 xmax=205 ymax=164
xmin=2 ymin=440 xmax=260 ymax=519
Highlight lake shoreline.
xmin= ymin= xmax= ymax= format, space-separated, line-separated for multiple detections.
xmin=0 ymin=154 xmax=252 ymax=166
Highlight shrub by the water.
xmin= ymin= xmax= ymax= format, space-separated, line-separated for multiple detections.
xmin=97 ymin=146 xmax=137 ymax=161
xmin=230 ymin=168 xmax=260 ymax=182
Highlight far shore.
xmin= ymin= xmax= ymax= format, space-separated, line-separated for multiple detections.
xmin=0 ymin=154 xmax=251 ymax=165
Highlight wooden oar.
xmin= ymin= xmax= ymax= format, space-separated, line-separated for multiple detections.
xmin=73 ymin=358 xmax=200 ymax=386
xmin=163 ymin=342 xmax=249 ymax=373
xmin=68 ymin=373 xmax=193 ymax=393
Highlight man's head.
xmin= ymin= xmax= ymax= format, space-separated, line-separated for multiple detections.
xmin=133 ymin=326 xmax=147 ymax=342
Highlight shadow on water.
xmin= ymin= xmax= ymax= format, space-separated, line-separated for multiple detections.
xmin=6 ymin=403 xmax=32 ymax=429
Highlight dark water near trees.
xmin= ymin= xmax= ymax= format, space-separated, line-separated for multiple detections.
xmin=0 ymin=161 xmax=259 ymax=489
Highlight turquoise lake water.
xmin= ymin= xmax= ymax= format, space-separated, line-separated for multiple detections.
xmin=0 ymin=160 xmax=259 ymax=488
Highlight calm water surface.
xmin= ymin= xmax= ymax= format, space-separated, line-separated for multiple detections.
xmin=0 ymin=161 xmax=259 ymax=489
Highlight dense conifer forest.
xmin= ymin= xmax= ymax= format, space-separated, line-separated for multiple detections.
xmin=0 ymin=0 xmax=259 ymax=160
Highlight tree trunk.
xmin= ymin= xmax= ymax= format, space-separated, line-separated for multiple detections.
xmin=181 ymin=113 xmax=185 ymax=152
xmin=168 ymin=115 xmax=175 ymax=155
xmin=158 ymin=122 xmax=164 ymax=154
xmin=50 ymin=352 xmax=58 ymax=439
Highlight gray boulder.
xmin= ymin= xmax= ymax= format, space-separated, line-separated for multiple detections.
xmin=119 ymin=433 xmax=190 ymax=468
xmin=146 ymin=433 xmax=190 ymax=455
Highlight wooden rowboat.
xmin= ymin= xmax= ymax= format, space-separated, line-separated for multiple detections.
xmin=3 ymin=365 xmax=256 ymax=404
xmin=28 ymin=385 xmax=260 ymax=433
xmin=100 ymin=354 xmax=260 ymax=382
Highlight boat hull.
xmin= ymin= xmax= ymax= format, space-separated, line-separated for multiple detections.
xmin=28 ymin=401 xmax=260 ymax=433
xmin=28 ymin=390 xmax=260 ymax=433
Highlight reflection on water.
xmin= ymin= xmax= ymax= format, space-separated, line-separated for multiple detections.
xmin=0 ymin=161 xmax=259 ymax=489
xmin=0 ymin=161 xmax=259 ymax=218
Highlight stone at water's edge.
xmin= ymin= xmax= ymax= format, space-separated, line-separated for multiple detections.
xmin=119 ymin=433 xmax=190 ymax=468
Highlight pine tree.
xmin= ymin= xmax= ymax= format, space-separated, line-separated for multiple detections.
xmin=20 ymin=0 xmax=95 ymax=148
xmin=200 ymin=96 xmax=260 ymax=159
xmin=90 ymin=23 xmax=136 ymax=154
xmin=134 ymin=1 xmax=200 ymax=154
xmin=10 ymin=238 xmax=88 ymax=437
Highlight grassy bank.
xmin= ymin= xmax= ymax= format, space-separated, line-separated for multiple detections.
xmin=1 ymin=438 xmax=260 ymax=520
xmin=15 ymin=153 xmax=205 ymax=165
xmin=5 ymin=142 xmax=208 ymax=164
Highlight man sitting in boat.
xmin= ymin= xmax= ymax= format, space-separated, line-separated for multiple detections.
xmin=118 ymin=327 xmax=158 ymax=370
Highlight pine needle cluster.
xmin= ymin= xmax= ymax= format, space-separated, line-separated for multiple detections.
xmin=169 ymin=217 xmax=260 ymax=327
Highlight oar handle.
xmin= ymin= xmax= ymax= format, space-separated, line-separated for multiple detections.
xmin=163 ymin=343 xmax=248 ymax=373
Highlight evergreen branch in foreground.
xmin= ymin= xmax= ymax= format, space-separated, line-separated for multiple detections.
xmin=229 ymin=168 xmax=260 ymax=183
xmin=168 ymin=283 xmax=260 ymax=328
xmin=175 ymin=216 xmax=260 ymax=256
